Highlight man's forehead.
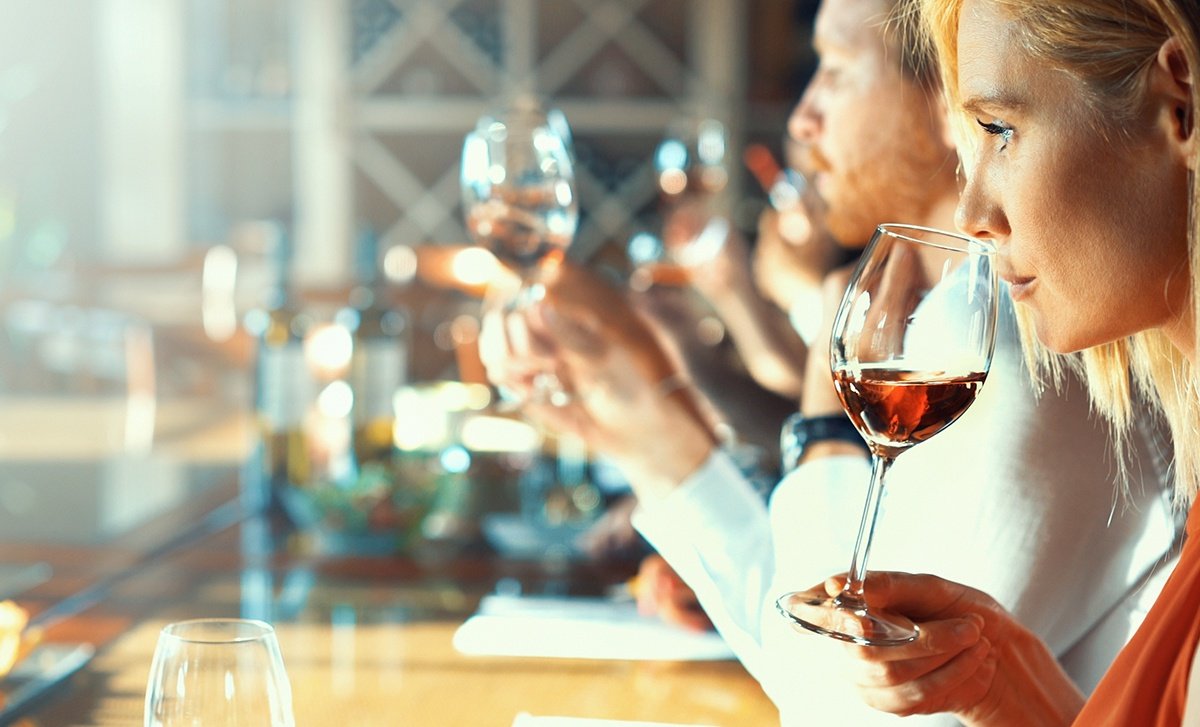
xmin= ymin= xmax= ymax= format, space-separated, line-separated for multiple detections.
xmin=814 ymin=0 xmax=893 ymax=54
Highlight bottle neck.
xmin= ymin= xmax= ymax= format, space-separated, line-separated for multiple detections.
xmin=353 ymin=229 xmax=382 ymax=289
xmin=265 ymin=226 xmax=295 ymax=311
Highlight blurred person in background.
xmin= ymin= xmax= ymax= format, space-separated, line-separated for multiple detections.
xmin=480 ymin=0 xmax=1182 ymax=724
xmin=655 ymin=141 xmax=846 ymax=399
xmin=608 ymin=151 xmax=847 ymax=631
xmin=574 ymin=132 xmax=847 ymax=573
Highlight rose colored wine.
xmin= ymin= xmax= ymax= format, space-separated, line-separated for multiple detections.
xmin=466 ymin=198 xmax=572 ymax=273
xmin=833 ymin=368 xmax=986 ymax=453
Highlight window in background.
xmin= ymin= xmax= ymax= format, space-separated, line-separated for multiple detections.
xmin=0 ymin=0 xmax=807 ymax=284
xmin=185 ymin=0 xmax=806 ymax=286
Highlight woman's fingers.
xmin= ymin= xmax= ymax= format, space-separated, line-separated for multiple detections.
xmin=530 ymin=302 xmax=607 ymax=360
xmin=856 ymin=637 xmax=994 ymax=716
xmin=824 ymin=572 xmax=981 ymax=621
xmin=845 ymin=613 xmax=983 ymax=669
xmin=811 ymin=576 xmax=997 ymax=719
xmin=801 ymin=572 xmax=1027 ymax=720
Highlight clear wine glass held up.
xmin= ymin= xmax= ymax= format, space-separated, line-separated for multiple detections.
xmin=144 ymin=618 xmax=295 ymax=726
xmin=462 ymin=97 xmax=578 ymax=405
xmin=461 ymin=97 xmax=578 ymax=309
xmin=776 ymin=224 xmax=998 ymax=645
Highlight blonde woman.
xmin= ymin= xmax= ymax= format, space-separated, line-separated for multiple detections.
xmin=825 ymin=0 xmax=1200 ymax=724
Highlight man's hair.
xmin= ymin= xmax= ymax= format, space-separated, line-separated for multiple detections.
xmin=887 ymin=1 xmax=939 ymax=88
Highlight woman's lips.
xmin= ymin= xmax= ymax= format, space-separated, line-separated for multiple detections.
xmin=1003 ymin=275 xmax=1037 ymax=301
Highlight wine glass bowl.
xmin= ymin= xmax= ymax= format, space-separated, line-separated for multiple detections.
xmin=461 ymin=100 xmax=578 ymax=286
xmin=776 ymin=223 xmax=998 ymax=646
xmin=144 ymin=618 xmax=295 ymax=726
xmin=654 ymin=118 xmax=728 ymax=198
xmin=647 ymin=119 xmax=731 ymax=278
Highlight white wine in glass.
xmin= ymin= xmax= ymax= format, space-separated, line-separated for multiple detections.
xmin=144 ymin=618 xmax=295 ymax=726
xmin=776 ymin=224 xmax=998 ymax=646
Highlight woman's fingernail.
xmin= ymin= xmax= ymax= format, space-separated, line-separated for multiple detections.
xmin=953 ymin=619 xmax=980 ymax=644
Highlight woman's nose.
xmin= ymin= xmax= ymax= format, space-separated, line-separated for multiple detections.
xmin=955 ymin=161 xmax=1009 ymax=243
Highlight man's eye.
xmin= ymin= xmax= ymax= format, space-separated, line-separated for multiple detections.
xmin=819 ymin=66 xmax=843 ymax=84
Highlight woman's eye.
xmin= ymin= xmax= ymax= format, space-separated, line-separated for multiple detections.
xmin=976 ymin=118 xmax=1014 ymax=148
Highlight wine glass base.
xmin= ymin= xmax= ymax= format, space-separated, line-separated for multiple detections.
xmin=776 ymin=591 xmax=919 ymax=646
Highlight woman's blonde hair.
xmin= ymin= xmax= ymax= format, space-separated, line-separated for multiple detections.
xmin=915 ymin=0 xmax=1200 ymax=503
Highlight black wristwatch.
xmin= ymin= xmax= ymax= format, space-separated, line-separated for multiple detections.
xmin=780 ymin=412 xmax=870 ymax=473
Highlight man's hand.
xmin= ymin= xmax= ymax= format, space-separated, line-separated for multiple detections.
xmin=634 ymin=554 xmax=713 ymax=632
xmin=478 ymin=260 xmax=718 ymax=500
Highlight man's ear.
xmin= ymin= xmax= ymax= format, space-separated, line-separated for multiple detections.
xmin=1153 ymin=36 xmax=1196 ymax=168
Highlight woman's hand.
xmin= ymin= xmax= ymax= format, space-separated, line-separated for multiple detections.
xmin=822 ymin=571 xmax=1084 ymax=726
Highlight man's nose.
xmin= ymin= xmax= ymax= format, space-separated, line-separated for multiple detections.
xmin=787 ymin=92 xmax=821 ymax=146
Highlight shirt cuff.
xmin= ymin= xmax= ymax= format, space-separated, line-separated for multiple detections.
xmin=770 ymin=454 xmax=872 ymax=510
xmin=633 ymin=449 xmax=768 ymax=539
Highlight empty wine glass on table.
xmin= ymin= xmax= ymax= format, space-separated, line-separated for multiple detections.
xmin=776 ymin=224 xmax=998 ymax=646
xmin=144 ymin=618 xmax=295 ymax=726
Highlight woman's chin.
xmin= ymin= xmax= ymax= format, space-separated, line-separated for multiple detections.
xmin=1032 ymin=321 xmax=1103 ymax=356
xmin=1020 ymin=309 xmax=1085 ymax=355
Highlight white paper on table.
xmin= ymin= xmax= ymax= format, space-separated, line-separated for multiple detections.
xmin=512 ymin=714 xmax=718 ymax=727
xmin=453 ymin=594 xmax=735 ymax=661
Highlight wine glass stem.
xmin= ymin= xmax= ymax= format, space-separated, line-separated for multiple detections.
xmin=836 ymin=453 xmax=894 ymax=610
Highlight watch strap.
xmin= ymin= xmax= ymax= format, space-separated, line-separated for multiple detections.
xmin=780 ymin=412 xmax=870 ymax=473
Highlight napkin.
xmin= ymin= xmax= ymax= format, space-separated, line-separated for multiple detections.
xmin=453 ymin=594 xmax=734 ymax=661
xmin=512 ymin=715 xmax=717 ymax=727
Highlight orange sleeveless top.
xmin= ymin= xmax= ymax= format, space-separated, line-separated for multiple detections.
xmin=1072 ymin=504 xmax=1199 ymax=726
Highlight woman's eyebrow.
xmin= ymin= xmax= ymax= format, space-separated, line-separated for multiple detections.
xmin=961 ymin=89 xmax=1029 ymax=115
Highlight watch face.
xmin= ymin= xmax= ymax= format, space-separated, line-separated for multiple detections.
xmin=780 ymin=412 xmax=805 ymax=474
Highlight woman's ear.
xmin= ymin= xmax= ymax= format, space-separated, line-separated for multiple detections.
xmin=1154 ymin=36 xmax=1196 ymax=168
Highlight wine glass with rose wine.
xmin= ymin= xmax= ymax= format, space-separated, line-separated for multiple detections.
xmin=776 ymin=224 xmax=998 ymax=645
xmin=629 ymin=119 xmax=730 ymax=289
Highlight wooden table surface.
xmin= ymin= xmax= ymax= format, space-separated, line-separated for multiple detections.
xmin=5 ymin=506 xmax=778 ymax=727
xmin=0 ymin=393 xmax=776 ymax=726
xmin=85 ymin=617 xmax=775 ymax=726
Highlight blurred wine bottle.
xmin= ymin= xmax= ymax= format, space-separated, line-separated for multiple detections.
xmin=245 ymin=221 xmax=314 ymax=492
xmin=340 ymin=228 xmax=410 ymax=467
xmin=743 ymin=144 xmax=804 ymax=210
xmin=743 ymin=143 xmax=812 ymax=244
